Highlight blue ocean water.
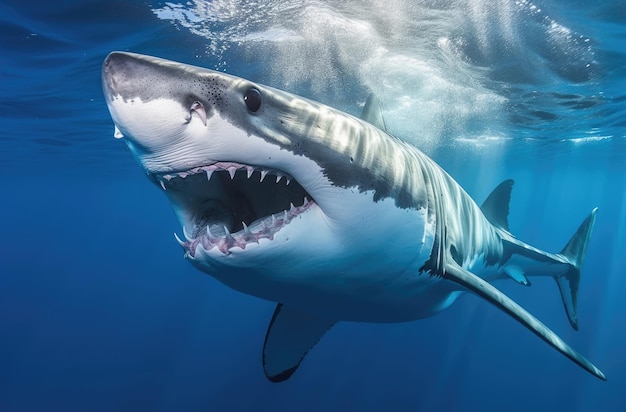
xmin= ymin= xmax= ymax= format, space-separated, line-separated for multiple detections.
xmin=1 ymin=0 xmax=625 ymax=410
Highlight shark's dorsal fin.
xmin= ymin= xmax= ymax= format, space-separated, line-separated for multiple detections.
xmin=263 ymin=304 xmax=335 ymax=382
xmin=361 ymin=93 xmax=387 ymax=131
xmin=443 ymin=262 xmax=606 ymax=380
xmin=480 ymin=179 xmax=514 ymax=232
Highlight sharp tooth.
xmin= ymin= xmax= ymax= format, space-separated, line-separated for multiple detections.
xmin=114 ymin=126 xmax=124 ymax=139
xmin=206 ymin=169 xmax=213 ymax=181
xmin=227 ymin=167 xmax=237 ymax=179
xmin=246 ymin=167 xmax=254 ymax=179
xmin=276 ymin=174 xmax=283 ymax=183
xmin=260 ymin=170 xmax=268 ymax=182
xmin=224 ymin=227 xmax=235 ymax=243
xmin=160 ymin=180 xmax=167 ymax=191
xmin=271 ymin=214 xmax=277 ymax=225
xmin=283 ymin=210 xmax=289 ymax=221
xmin=242 ymin=222 xmax=250 ymax=233
xmin=174 ymin=232 xmax=185 ymax=247
xmin=290 ymin=203 xmax=296 ymax=212
xmin=183 ymin=226 xmax=194 ymax=241
xmin=206 ymin=226 xmax=216 ymax=240
xmin=201 ymin=235 xmax=211 ymax=249
xmin=286 ymin=177 xmax=291 ymax=185
xmin=303 ymin=197 xmax=309 ymax=206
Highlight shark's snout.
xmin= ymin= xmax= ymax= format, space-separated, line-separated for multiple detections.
xmin=102 ymin=52 xmax=125 ymax=98
xmin=101 ymin=51 xmax=221 ymax=160
xmin=102 ymin=52 xmax=174 ymax=103
xmin=102 ymin=52 xmax=142 ymax=100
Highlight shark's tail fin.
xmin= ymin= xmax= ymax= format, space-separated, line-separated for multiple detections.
xmin=556 ymin=207 xmax=598 ymax=331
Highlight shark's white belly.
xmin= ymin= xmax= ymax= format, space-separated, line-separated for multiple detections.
xmin=188 ymin=187 xmax=457 ymax=322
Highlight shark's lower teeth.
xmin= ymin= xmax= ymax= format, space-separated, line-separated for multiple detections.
xmin=181 ymin=197 xmax=313 ymax=257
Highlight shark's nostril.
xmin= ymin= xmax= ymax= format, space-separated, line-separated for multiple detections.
xmin=190 ymin=101 xmax=207 ymax=126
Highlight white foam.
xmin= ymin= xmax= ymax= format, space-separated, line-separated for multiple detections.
xmin=567 ymin=135 xmax=613 ymax=144
xmin=455 ymin=135 xmax=511 ymax=148
xmin=152 ymin=0 xmax=597 ymax=153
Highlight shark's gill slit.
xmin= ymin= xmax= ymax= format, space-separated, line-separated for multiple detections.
xmin=158 ymin=162 xmax=313 ymax=254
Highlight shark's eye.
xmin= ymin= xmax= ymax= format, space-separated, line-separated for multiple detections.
xmin=244 ymin=88 xmax=262 ymax=113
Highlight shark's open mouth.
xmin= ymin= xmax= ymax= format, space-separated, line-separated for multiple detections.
xmin=155 ymin=162 xmax=314 ymax=256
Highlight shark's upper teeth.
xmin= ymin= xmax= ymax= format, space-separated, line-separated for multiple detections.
xmin=156 ymin=161 xmax=295 ymax=190
xmin=160 ymin=161 xmax=312 ymax=256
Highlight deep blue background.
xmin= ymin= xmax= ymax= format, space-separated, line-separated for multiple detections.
xmin=1 ymin=1 xmax=625 ymax=411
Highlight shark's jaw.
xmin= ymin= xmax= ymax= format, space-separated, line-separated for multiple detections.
xmin=101 ymin=51 xmax=334 ymax=264
xmin=155 ymin=161 xmax=315 ymax=256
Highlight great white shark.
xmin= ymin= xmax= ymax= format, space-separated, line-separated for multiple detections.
xmin=102 ymin=51 xmax=605 ymax=382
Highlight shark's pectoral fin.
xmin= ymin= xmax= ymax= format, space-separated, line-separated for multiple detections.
xmin=443 ymin=262 xmax=606 ymax=381
xmin=263 ymin=304 xmax=335 ymax=382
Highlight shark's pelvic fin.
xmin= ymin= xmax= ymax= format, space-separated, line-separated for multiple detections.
xmin=263 ymin=304 xmax=335 ymax=382
xmin=480 ymin=179 xmax=514 ymax=232
xmin=360 ymin=93 xmax=387 ymax=131
xmin=503 ymin=265 xmax=530 ymax=286
xmin=555 ymin=207 xmax=598 ymax=331
xmin=443 ymin=262 xmax=606 ymax=381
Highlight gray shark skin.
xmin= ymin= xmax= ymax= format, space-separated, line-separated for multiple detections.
xmin=102 ymin=52 xmax=605 ymax=382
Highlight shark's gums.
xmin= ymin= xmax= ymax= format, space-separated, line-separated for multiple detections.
xmin=102 ymin=52 xmax=605 ymax=382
